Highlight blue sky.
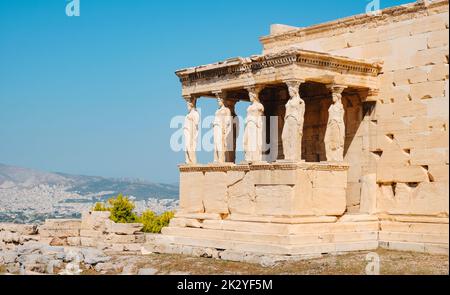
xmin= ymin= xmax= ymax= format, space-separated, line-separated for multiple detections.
xmin=0 ymin=0 xmax=413 ymax=183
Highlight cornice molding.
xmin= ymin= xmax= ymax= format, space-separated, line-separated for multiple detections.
xmin=175 ymin=50 xmax=382 ymax=87
xmin=179 ymin=162 xmax=350 ymax=173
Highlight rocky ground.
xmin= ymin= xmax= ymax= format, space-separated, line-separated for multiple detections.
xmin=1 ymin=245 xmax=448 ymax=275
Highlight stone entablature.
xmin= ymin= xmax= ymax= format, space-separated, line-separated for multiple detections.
xmin=176 ymin=49 xmax=381 ymax=97
xmin=179 ymin=162 xmax=350 ymax=173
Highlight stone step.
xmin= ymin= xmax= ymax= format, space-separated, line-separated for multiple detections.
xmin=171 ymin=218 xmax=380 ymax=235
xmin=161 ymin=226 xmax=378 ymax=246
xmin=379 ymin=231 xmax=449 ymax=244
xmin=379 ymin=241 xmax=449 ymax=255
xmin=148 ymin=234 xmax=378 ymax=256
xmin=380 ymin=221 xmax=449 ymax=234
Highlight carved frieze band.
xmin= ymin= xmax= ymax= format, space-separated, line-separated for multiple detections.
xmin=179 ymin=163 xmax=350 ymax=173
xmin=177 ymin=52 xmax=381 ymax=86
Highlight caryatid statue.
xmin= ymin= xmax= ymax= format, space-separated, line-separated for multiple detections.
xmin=213 ymin=92 xmax=233 ymax=163
xmin=183 ymin=96 xmax=200 ymax=165
xmin=244 ymin=86 xmax=265 ymax=163
xmin=224 ymin=99 xmax=239 ymax=163
xmin=324 ymin=85 xmax=347 ymax=162
xmin=282 ymin=80 xmax=305 ymax=162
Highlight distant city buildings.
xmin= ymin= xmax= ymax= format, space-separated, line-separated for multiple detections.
xmin=0 ymin=184 xmax=179 ymax=224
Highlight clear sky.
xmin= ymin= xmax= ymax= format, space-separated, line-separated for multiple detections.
xmin=0 ymin=0 xmax=413 ymax=183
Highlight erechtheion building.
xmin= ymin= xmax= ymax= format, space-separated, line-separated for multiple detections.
xmin=152 ymin=0 xmax=449 ymax=259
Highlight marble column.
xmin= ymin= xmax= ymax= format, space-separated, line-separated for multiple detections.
xmin=324 ymin=85 xmax=347 ymax=162
xmin=212 ymin=91 xmax=233 ymax=164
xmin=183 ymin=95 xmax=200 ymax=165
xmin=243 ymin=86 xmax=265 ymax=163
xmin=281 ymin=80 xmax=306 ymax=162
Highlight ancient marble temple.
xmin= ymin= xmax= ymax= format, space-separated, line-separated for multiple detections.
xmin=152 ymin=0 xmax=449 ymax=259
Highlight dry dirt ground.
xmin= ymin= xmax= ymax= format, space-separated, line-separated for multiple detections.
xmin=87 ymin=249 xmax=448 ymax=275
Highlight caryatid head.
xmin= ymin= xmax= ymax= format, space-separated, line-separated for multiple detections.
xmin=213 ymin=91 xmax=227 ymax=109
xmin=327 ymin=85 xmax=347 ymax=104
xmin=185 ymin=96 xmax=197 ymax=112
xmin=217 ymin=97 xmax=225 ymax=108
xmin=246 ymin=86 xmax=262 ymax=103
xmin=286 ymin=80 xmax=302 ymax=100
xmin=332 ymin=92 xmax=342 ymax=104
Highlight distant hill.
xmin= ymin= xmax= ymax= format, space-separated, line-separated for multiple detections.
xmin=0 ymin=163 xmax=179 ymax=200
xmin=0 ymin=163 xmax=69 ymax=188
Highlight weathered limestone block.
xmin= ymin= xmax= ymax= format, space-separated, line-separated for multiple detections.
xmin=410 ymin=12 xmax=449 ymax=35
xmin=393 ymin=67 xmax=429 ymax=86
xmin=227 ymin=171 xmax=256 ymax=216
xmin=377 ymin=146 xmax=410 ymax=167
xmin=202 ymin=171 xmax=229 ymax=214
xmin=312 ymin=170 xmax=347 ymax=189
xmin=345 ymin=28 xmax=379 ymax=47
xmin=410 ymin=81 xmax=447 ymax=100
xmin=379 ymin=239 xmax=449 ymax=254
xmin=428 ymin=64 xmax=449 ymax=81
xmin=312 ymin=187 xmax=347 ymax=216
xmin=425 ymin=129 xmax=449 ymax=149
xmin=81 ymin=211 xmax=112 ymax=231
xmin=320 ymin=35 xmax=347 ymax=51
xmin=104 ymin=233 xmax=144 ymax=244
xmin=346 ymin=182 xmax=361 ymax=207
xmin=360 ymin=174 xmax=377 ymax=214
xmin=19 ymin=235 xmax=40 ymax=244
xmin=0 ymin=224 xmax=38 ymax=235
xmin=376 ymin=165 xmax=429 ymax=183
xmin=80 ymin=237 xmax=98 ymax=247
xmin=106 ymin=223 xmax=143 ymax=235
xmin=123 ymin=243 xmax=143 ymax=252
xmin=179 ymin=171 xmax=204 ymax=213
xmin=411 ymin=47 xmax=448 ymax=68
xmin=379 ymin=231 xmax=449 ymax=244
xmin=67 ymin=237 xmax=81 ymax=246
xmin=428 ymin=165 xmax=449 ymax=182
xmin=381 ymin=221 xmax=449 ymax=234
xmin=293 ymin=170 xmax=314 ymax=216
xmin=43 ymin=219 xmax=81 ymax=230
xmin=377 ymin=21 xmax=411 ymax=42
xmin=169 ymin=217 xmax=203 ymax=228
xmin=382 ymin=215 xmax=449 ymax=224
xmin=0 ymin=231 xmax=21 ymax=243
xmin=427 ymin=29 xmax=450 ymax=49
xmin=39 ymin=229 xmax=80 ymax=238
xmin=80 ymin=229 xmax=104 ymax=238
xmin=410 ymin=147 xmax=448 ymax=165
xmin=254 ymin=185 xmax=295 ymax=216
xmin=175 ymin=212 xmax=222 ymax=220
xmin=377 ymin=182 xmax=449 ymax=216
xmin=424 ymin=97 xmax=449 ymax=119
xmin=251 ymin=169 xmax=297 ymax=185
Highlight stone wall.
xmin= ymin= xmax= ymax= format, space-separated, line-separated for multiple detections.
xmin=179 ymin=163 xmax=349 ymax=218
xmin=0 ymin=212 xmax=145 ymax=256
xmin=300 ymin=85 xmax=367 ymax=212
xmin=261 ymin=0 xmax=449 ymax=217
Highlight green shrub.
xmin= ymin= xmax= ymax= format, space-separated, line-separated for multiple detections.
xmin=108 ymin=194 xmax=139 ymax=223
xmin=92 ymin=202 xmax=109 ymax=212
xmin=91 ymin=194 xmax=174 ymax=232
xmin=141 ymin=210 xmax=175 ymax=233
